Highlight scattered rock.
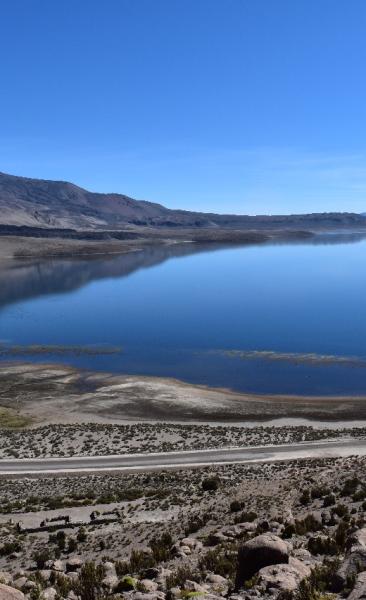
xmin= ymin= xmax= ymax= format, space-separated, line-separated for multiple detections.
xmin=347 ymin=571 xmax=366 ymax=600
xmin=333 ymin=547 xmax=366 ymax=591
xmin=66 ymin=557 xmax=83 ymax=572
xmin=0 ymin=584 xmax=25 ymax=600
xmin=235 ymin=534 xmax=289 ymax=588
xmin=139 ymin=580 xmax=159 ymax=593
xmin=41 ymin=588 xmax=57 ymax=600
xmin=258 ymin=557 xmax=311 ymax=592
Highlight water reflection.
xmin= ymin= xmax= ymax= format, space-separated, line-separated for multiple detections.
xmin=2 ymin=232 xmax=366 ymax=310
xmin=0 ymin=242 xmax=235 ymax=309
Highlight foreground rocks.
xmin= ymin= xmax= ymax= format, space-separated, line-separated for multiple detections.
xmin=1 ymin=454 xmax=366 ymax=600
xmin=235 ymin=534 xmax=289 ymax=588
xmin=0 ymin=584 xmax=24 ymax=600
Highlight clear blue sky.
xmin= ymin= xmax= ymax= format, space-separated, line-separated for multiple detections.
xmin=1 ymin=0 xmax=366 ymax=214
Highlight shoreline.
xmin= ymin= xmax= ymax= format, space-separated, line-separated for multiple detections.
xmin=3 ymin=361 xmax=366 ymax=427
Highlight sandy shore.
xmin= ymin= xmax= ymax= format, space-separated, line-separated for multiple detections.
xmin=2 ymin=361 xmax=366 ymax=426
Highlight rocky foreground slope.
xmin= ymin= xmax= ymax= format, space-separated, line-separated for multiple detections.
xmin=1 ymin=455 xmax=366 ymax=600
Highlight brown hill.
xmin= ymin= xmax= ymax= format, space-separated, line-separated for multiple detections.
xmin=1 ymin=171 xmax=365 ymax=231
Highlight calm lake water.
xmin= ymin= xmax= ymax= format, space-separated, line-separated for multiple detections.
xmin=1 ymin=235 xmax=366 ymax=395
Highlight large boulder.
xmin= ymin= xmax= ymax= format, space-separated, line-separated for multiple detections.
xmin=235 ymin=534 xmax=289 ymax=589
xmin=66 ymin=557 xmax=83 ymax=572
xmin=0 ymin=586 xmax=25 ymax=600
xmin=258 ymin=557 xmax=310 ymax=592
xmin=347 ymin=571 xmax=366 ymax=600
xmin=333 ymin=547 xmax=366 ymax=592
xmin=41 ymin=588 xmax=57 ymax=600
xmin=347 ymin=528 xmax=366 ymax=551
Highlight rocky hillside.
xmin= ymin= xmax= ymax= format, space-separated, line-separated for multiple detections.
xmin=0 ymin=455 xmax=366 ymax=600
xmin=1 ymin=171 xmax=366 ymax=231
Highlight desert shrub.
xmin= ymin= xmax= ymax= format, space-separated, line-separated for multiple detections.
xmin=73 ymin=562 xmax=106 ymax=600
xmin=150 ymin=531 xmax=173 ymax=562
xmin=311 ymin=485 xmax=331 ymax=500
xmin=49 ymin=530 xmax=66 ymax=551
xmin=353 ymin=490 xmax=366 ymax=502
xmin=202 ymin=476 xmax=220 ymax=492
xmin=282 ymin=523 xmax=296 ymax=538
xmin=323 ymin=494 xmax=336 ymax=507
xmin=68 ymin=538 xmax=78 ymax=553
xmin=230 ymin=500 xmax=243 ymax=513
xmin=184 ymin=512 xmax=212 ymax=535
xmin=332 ymin=503 xmax=349 ymax=518
xmin=53 ymin=574 xmax=74 ymax=598
xmin=116 ymin=549 xmax=156 ymax=577
xmin=307 ymin=536 xmax=338 ymax=556
xmin=115 ymin=576 xmax=136 ymax=592
xmin=234 ymin=510 xmax=258 ymax=524
xmin=292 ymin=559 xmax=340 ymax=600
xmin=199 ymin=547 xmax=237 ymax=580
xmin=166 ymin=566 xmax=199 ymax=589
xmin=299 ymin=490 xmax=311 ymax=505
xmin=0 ymin=541 xmax=22 ymax=556
xmin=341 ymin=477 xmax=361 ymax=497
xmin=295 ymin=514 xmax=322 ymax=535
xmin=77 ymin=527 xmax=87 ymax=543
xmin=334 ymin=521 xmax=349 ymax=549
xmin=33 ymin=548 xmax=54 ymax=568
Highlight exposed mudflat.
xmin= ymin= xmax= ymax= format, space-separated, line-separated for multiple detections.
xmin=2 ymin=362 xmax=366 ymax=426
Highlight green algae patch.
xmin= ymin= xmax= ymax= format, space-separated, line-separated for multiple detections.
xmin=0 ymin=407 xmax=32 ymax=429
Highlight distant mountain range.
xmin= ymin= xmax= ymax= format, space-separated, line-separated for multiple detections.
xmin=1 ymin=171 xmax=366 ymax=232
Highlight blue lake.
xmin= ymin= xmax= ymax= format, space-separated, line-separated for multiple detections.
xmin=1 ymin=236 xmax=366 ymax=395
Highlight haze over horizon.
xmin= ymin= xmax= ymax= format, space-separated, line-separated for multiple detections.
xmin=2 ymin=0 xmax=366 ymax=215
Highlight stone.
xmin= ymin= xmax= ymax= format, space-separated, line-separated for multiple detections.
xmin=185 ymin=581 xmax=208 ymax=594
xmin=223 ymin=526 xmax=243 ymax=539
xmin=237 ymin=522 xmax=257 ymax=532
xmin=66 ymin=557 xmax=83 ymax=572
xmin=347 ymin=528 xmax=366 ymax=551
xmin=38 ymin=571 xmax=52 ymax=583
xmin=102 ymin=575 xmax=119 ymax=590
xmin=0 ymin=584 xmax=24 ymax=600
xmin=139 ymin=580 xmax=158 ymax=592
xmin=209 ymin=532 xmax=229 ymax=544
xmin=333 ymin=547 xmax=366 ymax=592
xmin=206 ymin=573 xmax=229 ymax=593
xmin=41 ymin=588 xmax=57 ymax=600
xmin=0 ymin=576 xmax=12 ymax=587
xmin=103 ymin=561 xmax=116 ymax=574
xmin=347 ymin=571 xmax=366 ymax=600
xmin=52 ymin=560 xmax=65 ymax=572
xmin=258 ymin=557 xmax=311 ymax=592
xmin=181 ymin=537 xmax=197 ymax=548
xmin=235 ymin=534 xmax=289 ymax=589
xmin=132 ymin=593 xmax=165 ymax=600
xmin=143 ymin=568 xmax=160 ymax=580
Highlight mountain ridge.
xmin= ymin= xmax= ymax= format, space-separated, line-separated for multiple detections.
xmin=1 ymin=170 xmax=366 ymax=231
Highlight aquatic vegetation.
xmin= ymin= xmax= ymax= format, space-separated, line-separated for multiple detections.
xmin=220 ymin=349 xmax=366 ymax=368
xmin=0 ymin=343 xmax=122 ymax=356
xmin=0 ymin=407 xmax=31 ymax=429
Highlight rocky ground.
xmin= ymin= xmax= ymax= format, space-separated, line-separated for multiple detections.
xmin=0 ymin=455 xmax=366 ymax=600
xmin=0 ymin=422 xmax=365 ymax=459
